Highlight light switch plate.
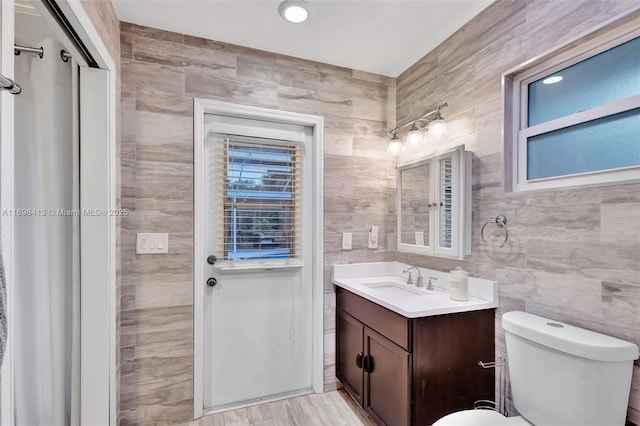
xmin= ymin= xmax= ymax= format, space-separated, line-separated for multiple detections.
xmin=387 ymin=232 xmax=396 ymax=251
xmin=136 ymin=233 xmax=169 ymax=254
xmin=342 ymin=232 xmax=352 ymax=250
xmin=368 ymin=225 xmax=379 ymax=249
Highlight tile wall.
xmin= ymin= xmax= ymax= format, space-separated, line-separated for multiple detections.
xmin=395 ymin=1 xmax=640 ymax=422
xmin=78 ymin=0 xmax=640 ymax=423
xmin=119 ymin=22 xmax=396 ymax=424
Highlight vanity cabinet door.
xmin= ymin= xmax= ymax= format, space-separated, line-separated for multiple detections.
xmin=363 ymin=328 xmax=411 ymax=426
xmin=336 ymin=309 xmax=364 ymax=404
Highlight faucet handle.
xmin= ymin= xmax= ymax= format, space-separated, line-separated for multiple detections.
xmin=406 ymin=272 xmax=414 ymax=285
xmin=427 ymin=276 xmax=438 ymax=290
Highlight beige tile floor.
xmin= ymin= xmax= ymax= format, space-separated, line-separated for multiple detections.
xmin=179 ymin=390 xmax=375 ymax=426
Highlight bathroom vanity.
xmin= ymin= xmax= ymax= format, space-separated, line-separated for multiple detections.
xmin=333 ymin=262 xmax=498 ymax=426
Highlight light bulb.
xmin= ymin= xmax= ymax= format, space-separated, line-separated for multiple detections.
xmin=278 ymin=0 xmax=310 ymax=23
xmin=386 ymin=133 xmax=404 ymax=156
xmin=429 ymin=119 xmax=447 ymax=138
xmin=284 ymin=6 xmax=308 ymax=22
xmin=405 ymin=124 xmax=424 ymax=146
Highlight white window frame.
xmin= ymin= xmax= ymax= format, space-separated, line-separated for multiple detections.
xmin=503 ymin=9 xmax=640 ymax=192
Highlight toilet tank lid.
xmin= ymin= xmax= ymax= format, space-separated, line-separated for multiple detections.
xmin=502 ymin=311 xmax=639 ymax=362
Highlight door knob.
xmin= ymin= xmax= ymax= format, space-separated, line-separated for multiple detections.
xmin=355 ymin=352 xmax=364 ymax=369
xmin=207 ymin=277 xmax=217 ymax=287
xmin=207 ymin=255 xmax=217 ymax=265
xmin=363 ymin=355 xmax=374 ymax=373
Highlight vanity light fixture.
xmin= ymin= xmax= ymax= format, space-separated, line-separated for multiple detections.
xmin=405 ymin=123 xmax=424 ymax=146
xmin=387 ymin=103 xmax=448 ymax=154
xmin=386 ymin=131 xmax=404 ymax=155
xmin=278 ymin=0 xmax=311 ymax=23
xmin=428 ymin=109 xmax=447 ymax=138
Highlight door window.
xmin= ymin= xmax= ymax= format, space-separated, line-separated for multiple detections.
xmin=213 ymin=135 xmax=303 ymax=262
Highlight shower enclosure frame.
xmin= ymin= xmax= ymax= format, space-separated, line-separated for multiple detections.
xmin=0 ymin=1 xmax=117 ymax=425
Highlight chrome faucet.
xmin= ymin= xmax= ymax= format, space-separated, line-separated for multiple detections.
xmin=402 ymin=265 xmax=424 ymax=287
xmin=427 ymin=276 xmax=438 ymax=291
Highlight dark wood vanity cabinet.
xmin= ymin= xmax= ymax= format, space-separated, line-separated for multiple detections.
xmin=363 ymin=326 xmax=411 ymax=426
xmin=337 ymin=309 xmax=411 ymax=426
xmin=335 ymin=287 xmax=495 ymax=426
xmin=337 ymin=309 xmax=365 ymax=404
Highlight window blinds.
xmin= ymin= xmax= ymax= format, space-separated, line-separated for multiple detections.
xmin=439 ymin=158 xmax=453 ymax=249
xmin=211 ymin=135 xmax=303 ymax=262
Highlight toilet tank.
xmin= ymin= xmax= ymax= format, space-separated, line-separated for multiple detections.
xmin=502 ymin=311 xmax=639 ymax=426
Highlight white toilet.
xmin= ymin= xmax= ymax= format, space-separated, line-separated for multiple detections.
xmin=433 ymin=311 xmax=639 ymax=426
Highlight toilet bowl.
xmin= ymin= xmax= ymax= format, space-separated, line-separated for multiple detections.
xmin=432 ymin=311 xmax=639 ymax=426
xmin=432 ymin=408 xmax=530 ymax=426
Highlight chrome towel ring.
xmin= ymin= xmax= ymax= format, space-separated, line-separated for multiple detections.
xmin=481 ymin=214 xmax=509 ymax=248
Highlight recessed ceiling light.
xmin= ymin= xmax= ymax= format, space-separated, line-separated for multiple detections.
xmin=542 ymin=75 xmax=563 ymax=85
xmin=278 ymin=0 xmax=311 ymax=24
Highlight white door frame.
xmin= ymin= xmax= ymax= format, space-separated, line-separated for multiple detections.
xmin=0 ymin=1 xmax=117 ymax=425
xmin=193 ymin=98 xmax=325 ymax=420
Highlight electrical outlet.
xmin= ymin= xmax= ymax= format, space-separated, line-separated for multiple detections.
xmin=342 ymin=232 xmax=352 ymax=250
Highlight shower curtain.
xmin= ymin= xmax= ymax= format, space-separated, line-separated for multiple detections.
xmin=14 ymin=37 xmax=79 ymax=426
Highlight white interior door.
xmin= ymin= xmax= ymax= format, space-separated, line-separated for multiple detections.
xmin=202 ymin=115 xmax=313 ymax=410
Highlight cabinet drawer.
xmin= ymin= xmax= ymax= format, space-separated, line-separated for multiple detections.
xmin=336 ymin=287 xmax=411 ymax=351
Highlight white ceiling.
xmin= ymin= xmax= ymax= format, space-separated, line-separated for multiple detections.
xmin=113 ymin=0 xmax=494 ymax=77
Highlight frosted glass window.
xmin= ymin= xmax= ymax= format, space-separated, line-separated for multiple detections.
xmin=528 ymin=36 xmax=640 ymax=126
xmin=527 ymin=108 xmax=640 ymax=180
xmin=507 ymin=25 xmax=640 ymax=191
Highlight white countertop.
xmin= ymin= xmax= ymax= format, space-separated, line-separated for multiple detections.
xmin=333 ymin=262 xmax=498 ymax=318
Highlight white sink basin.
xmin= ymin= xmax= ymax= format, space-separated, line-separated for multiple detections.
xmin=363 ymin=282 xmax=428 ymax=297
xmin=332 ymin=262 xmax=498 ymax=318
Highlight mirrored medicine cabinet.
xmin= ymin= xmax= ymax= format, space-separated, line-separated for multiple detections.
xmin=397 ymin=145 xmax=472 ymax=259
